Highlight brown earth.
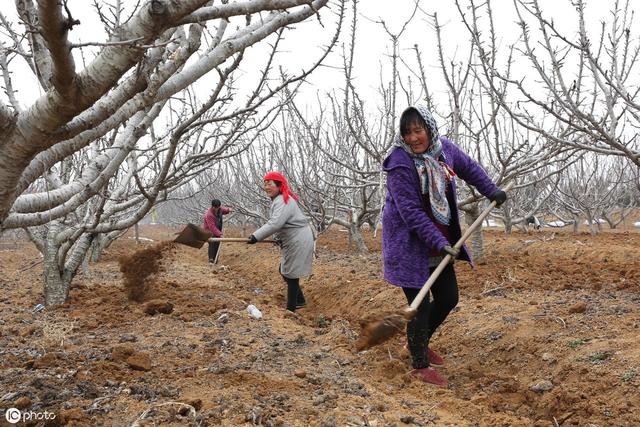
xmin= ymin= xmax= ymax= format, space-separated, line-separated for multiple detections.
xmin=0 ymin=225 xmax=639 ymax=426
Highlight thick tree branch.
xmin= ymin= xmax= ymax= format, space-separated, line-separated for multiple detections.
xmin=16 ymin=0 xmax=54 ymax=89
xmin=0 ymin=47 xmax=24 ymax=112
xmin=157 ymin=0 xmax=328 ymax=99
xmin=178 ymin=0 xmax=315 ymax=24
xmin=0 ymin=102 xmax=17 ymax=136
xmin=14 ymin=0 xmax=206 ymax=150
xmin=37 ymin=0 xmax=77 ymax=96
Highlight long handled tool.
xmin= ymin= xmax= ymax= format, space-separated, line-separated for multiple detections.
xmin=355 ymin=182 xmax=515 ymax=351
xmin=213 ymin=240 xmax=223 ymax=264
xmin=174 ymin=223 xmax=275 ymax=249
xmin=209 ymin=237 xmax=277 ymax=243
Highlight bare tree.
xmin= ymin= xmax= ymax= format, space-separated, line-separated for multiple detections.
xmin=552 ymin=154 xmax=637 ymax=234
xmin=235 ymin=0 xmax=403 ymax=254
xmin=0 ymin=0 xmax=336 ymax=226
xmin=455 ymin=0 xmax=640 ymax=168
xmin=416 ymin=8 xmax=575 ymax=262
xmin=0 ymin=0 xmax=342 ymax=305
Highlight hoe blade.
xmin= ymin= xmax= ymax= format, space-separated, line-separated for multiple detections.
xmin=174 ymin=223 xmax=212 ymax=249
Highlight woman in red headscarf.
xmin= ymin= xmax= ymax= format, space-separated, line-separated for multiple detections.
xmin=248 ymin=171 xmax=315 ymax=312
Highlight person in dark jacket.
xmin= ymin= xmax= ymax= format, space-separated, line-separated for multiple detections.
xmin=203 ymin=199 xmax=232 ymax=263
xmin=382 ymin=103 xmax=506 ymax=387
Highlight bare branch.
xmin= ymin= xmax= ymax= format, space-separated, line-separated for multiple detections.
xmin=178 ymin=0 xmax=316 ymax=24
xmin=37 ymin=0 xmax=78 ymax=95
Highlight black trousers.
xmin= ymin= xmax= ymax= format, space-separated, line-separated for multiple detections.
xmin=208 ymin=241 xmax=220 ymax=262
xmin=402 ymin=264 xmax=459 ymax=369
xmin=282 ymin=276 xmax=306 ymax=311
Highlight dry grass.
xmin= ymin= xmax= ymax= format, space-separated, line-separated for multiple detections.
xmin=37 ymin=315 xmax=76 ymax=348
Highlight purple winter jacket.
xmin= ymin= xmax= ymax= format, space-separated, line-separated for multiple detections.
xmin=382 ymin=137 xmax=499 ymax=288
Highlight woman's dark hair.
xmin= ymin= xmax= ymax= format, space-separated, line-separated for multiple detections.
xmin=211 ymin=199 xmax=221 ymax=207
xmin=399 ymin=107 xmax=427 ymax=136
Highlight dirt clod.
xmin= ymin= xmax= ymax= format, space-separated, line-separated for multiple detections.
xmin=32 ymin=352 xmax=59 ymax=369
xmin=14 ymin=396 xmax=32 ymax=409
xmin=355 ymin=311 xmax=406 ymax=351
xmin=569 ymin=301 xmax=588 ymax=313
xmin=126 ymin=352 xmax=152 ymax=371
xmin=111 ymin=344 xmax=135 ymax=362
xmin=60 ymin=407 xmax=88 ymax=424
xmin=529 ymin=379 xmax=554 ymax=393
xmin=143 ymin=300 xmax=174 ymax=315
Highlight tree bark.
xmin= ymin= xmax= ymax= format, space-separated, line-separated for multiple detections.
xmin=349 ymin=222 xmax=369 ymax=254
xmin=42 ymin=222 xmax=68 ymax=306
xmin=464 ymin=202 xmax=485 ymax=263
xmin=572 ymin=214 xmax=580 ymax=234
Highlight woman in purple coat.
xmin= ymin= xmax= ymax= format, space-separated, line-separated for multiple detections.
xmin=382 ymin=103 xmax=506 ymax=387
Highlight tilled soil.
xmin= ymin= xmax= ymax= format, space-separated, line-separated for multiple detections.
xmin=0 ymin=226 xmax=638 ymax=426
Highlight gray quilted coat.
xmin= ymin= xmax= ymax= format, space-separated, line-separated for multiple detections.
xmin=253 ymin=194 xmax=314 ymax=279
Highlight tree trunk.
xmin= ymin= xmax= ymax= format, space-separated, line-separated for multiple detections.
xmin=349 ymin=223 xmax=369 ymax=254
xmin=502 ymin=205 xmax=513 ymax=235
xmin=42 ymin=223 xmax=95 ymax=306
xmin=89 ymin=233 xmax=116 ymax=263
xmin=43 ymin=223 xmax=69 ymax=306
xmin=43 ymin=262 xmax=70 ymax=306
xmin=504 ymin=221 xmax=513 ymax=234
xmin=602 ymin=213 xmax=616 ymax=229
xmin=572 ymin=214 xmax=580 ymax=234
xmin=89 ymin=237 xmax=103 ymax=263
xmin=464 ymin=202 xmax=485 ymax=263
xmin=585 ymin=212 xmax=598 ymax=235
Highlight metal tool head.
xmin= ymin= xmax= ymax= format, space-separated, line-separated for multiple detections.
xmin=173 ymin=223 xmax=212 ymax=249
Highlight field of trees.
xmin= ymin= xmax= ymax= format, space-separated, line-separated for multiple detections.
xmin=0 ymin=0 xmax=639 ymax=425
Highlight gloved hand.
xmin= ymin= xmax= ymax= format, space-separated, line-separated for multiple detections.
xmin=441 ymin=245 xmax=460 ymax=261
xmin=247 ymin=235 xmax=258 ymax=244
xmin=490 ymin=190 xmax=507 ymax=207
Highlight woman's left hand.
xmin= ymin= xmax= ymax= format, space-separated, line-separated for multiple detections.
xmin=441 ymin=245 xmax=460 ymax=261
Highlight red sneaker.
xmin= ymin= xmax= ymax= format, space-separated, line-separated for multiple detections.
xmin=427 ymin=348 xmax=444 ymax=366
xmin=409 ymin=367 xmax=448 ymax=387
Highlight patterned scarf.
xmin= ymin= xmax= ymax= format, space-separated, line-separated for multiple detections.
xmin=392 ymin=103 xmax=452 ymax=225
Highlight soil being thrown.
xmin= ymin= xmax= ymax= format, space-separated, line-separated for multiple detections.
xmin=0 ymin=226 xmax=639 ymax=426
xmin=118 ymin=241 xmax=176 ymax=302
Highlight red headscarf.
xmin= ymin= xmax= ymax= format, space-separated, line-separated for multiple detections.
xmin=263 ymin=171 xmax=299 ymax=204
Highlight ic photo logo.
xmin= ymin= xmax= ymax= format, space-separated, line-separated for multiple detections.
xmin=4 ymin=407 xmax=57 ymax=424
xmin=4 ymin=408 xmax=21 ymax=424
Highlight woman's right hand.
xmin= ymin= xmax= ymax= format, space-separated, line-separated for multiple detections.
xmin=247 ymin=235 xmax=258 ymax=244
xmin=490 ymin=189 xmax=507 ymax=206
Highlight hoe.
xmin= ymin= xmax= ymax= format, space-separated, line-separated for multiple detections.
xmin=174 ymin=223 xmax=275 ymax=249
xmin=356 ymin=181 xmax=515 ymax=351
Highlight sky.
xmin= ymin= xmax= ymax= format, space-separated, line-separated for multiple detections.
xmin=0 ymin=0 xmax=626 ymax=110
xmin=279 ymin=0 xmax=618 ymax=104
